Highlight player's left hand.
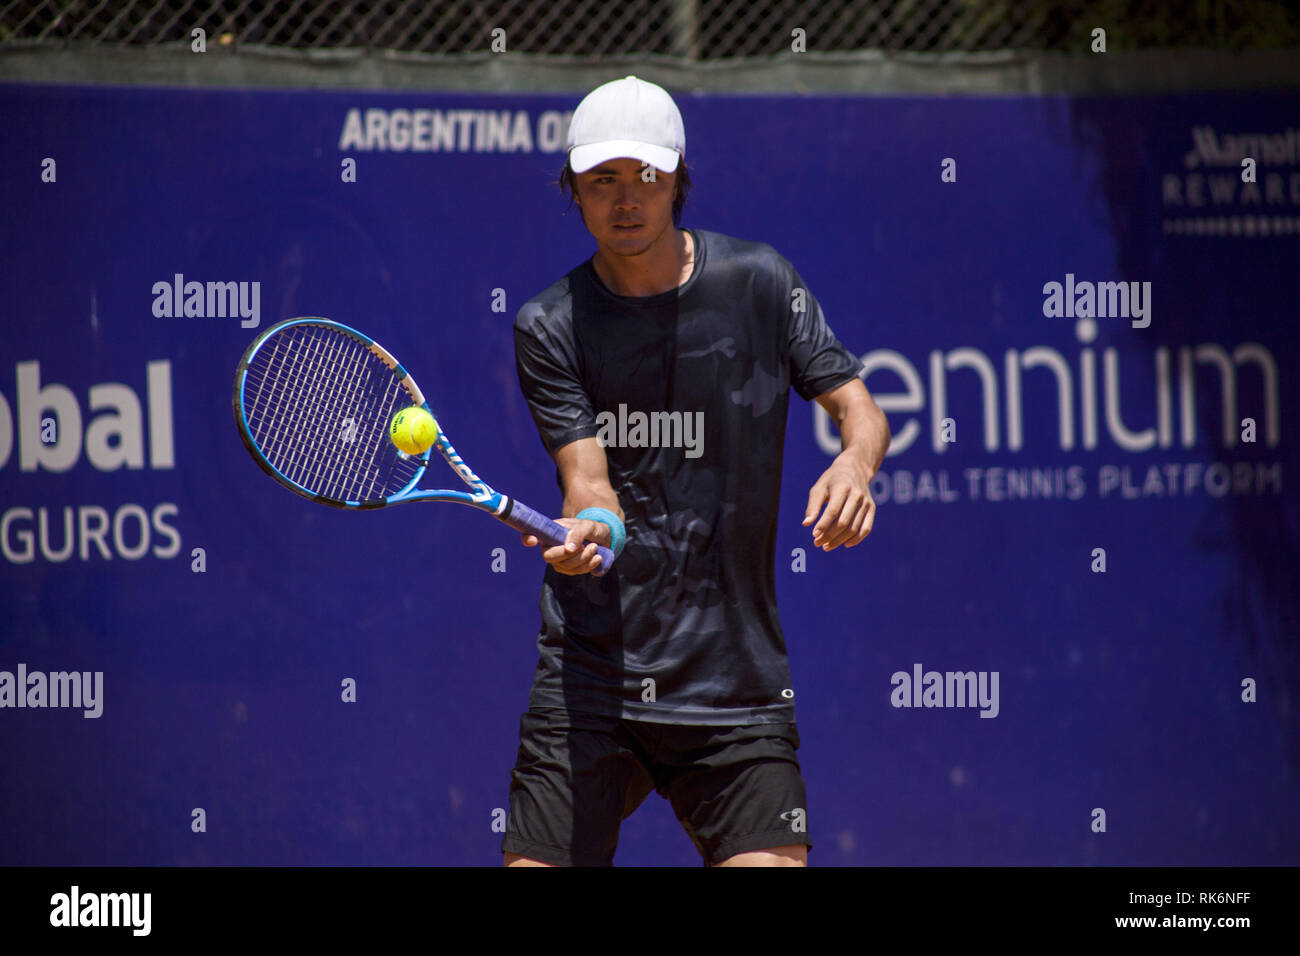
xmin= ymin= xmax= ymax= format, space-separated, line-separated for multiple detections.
xmin=803 ymin=450 xmax=876 ymax=551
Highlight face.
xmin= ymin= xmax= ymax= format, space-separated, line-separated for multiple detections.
xmin=574 ymin=157 xmax=678 ymax=256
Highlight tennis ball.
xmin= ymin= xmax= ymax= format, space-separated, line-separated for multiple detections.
xmin=390 ymin=407 xmax=439 ymax=455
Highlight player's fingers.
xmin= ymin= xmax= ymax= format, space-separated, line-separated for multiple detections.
xmin=537 ymin=519 xmax=607 ymax=572
xmin=554 ymin=542 xmax=598 ymax=575
xmin=803 ymin=481 xmax=828 ymax=526
xmin=821 ymin=492 xmax=865 ymax=550
xmin=563 ymin=524 xmax=586 ymax=554
xmin=541 ymin=543 xmax=569 ymax=563
xmin=532 ymin=518 xmax=574 ymax=558
xmin=571 ymin=524 xmax=608 ymax=574
xmin=557 ymin=544 xmax=590 ymax=570
xmin=821 ymin=494 xmax=863 ymax=546
xmin=812 ymin=484 xmax=850 ymax=541
xmin=846 ymin=497 xmax=876 ymax=547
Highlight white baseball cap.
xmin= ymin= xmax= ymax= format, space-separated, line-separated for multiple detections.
xmin=566 ymin=75 xmax=685 ymax=174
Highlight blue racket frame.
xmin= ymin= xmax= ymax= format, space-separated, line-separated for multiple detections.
xmin=233 ymin=317 xmax=616 ymax=574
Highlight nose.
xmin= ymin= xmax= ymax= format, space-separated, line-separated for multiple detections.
xmin=613 ymin=183 xmax=639 ymax=209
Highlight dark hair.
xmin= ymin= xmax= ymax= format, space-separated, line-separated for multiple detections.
xmin=556 ymin=158 xmax=691 ymax=227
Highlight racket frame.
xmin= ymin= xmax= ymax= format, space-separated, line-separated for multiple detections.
xmin=233 ymin=317 xmax=615 ymax=574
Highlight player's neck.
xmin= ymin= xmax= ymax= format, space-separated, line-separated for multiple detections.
xmin=591 ymin=228 xmax=694 ymax=298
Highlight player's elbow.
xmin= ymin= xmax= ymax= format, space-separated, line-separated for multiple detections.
xmin=873 ymin=399 xmax=892 ymax=445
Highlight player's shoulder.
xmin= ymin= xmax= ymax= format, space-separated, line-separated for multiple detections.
xmin=696 ymin=228 xmax=797 ymax=282
xmin=514 ymin=270 xmax=579 ymax=337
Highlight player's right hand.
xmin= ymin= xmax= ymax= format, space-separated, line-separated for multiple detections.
xmin=520 ymin=517 xmax=611 ymax=576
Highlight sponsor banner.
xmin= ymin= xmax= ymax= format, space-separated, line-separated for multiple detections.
xmin=0 ymin=85 xmax=1296 ymax=865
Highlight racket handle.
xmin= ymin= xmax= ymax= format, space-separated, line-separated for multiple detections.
xmin=502 ymin=498 xmax=616 ymax=577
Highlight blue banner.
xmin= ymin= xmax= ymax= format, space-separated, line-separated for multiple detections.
xmin=1 ymin=83 xmax=1297 ymax=865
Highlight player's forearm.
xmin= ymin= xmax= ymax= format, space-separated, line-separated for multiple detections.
xmin=552 ymin=437 xmax=624 ymax=523
xmin=833 ymin=395 xmax=891 ymax=476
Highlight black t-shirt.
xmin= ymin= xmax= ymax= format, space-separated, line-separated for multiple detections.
xmin=513 ymin=228 xmax=864 ymax=725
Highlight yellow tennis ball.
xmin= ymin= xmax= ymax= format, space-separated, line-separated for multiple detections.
xmin=390 ymin=407 xmax=438 ymax=455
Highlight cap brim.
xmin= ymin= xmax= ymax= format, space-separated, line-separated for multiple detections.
xmin=569 ymin=141 xmax=681 ymax=174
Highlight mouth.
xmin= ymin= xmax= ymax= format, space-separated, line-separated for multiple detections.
xmin=612 ymin=223 xmax=643 ymax=232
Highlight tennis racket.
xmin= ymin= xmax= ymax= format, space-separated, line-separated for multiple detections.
xmin=232 ymin=316 xmax=616 ymax=575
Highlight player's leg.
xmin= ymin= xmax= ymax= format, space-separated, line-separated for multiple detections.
xmin=501 ymin=710 xmax=655 ymax=867
xmin=647 ymin=721 xmax=813 ymax=867
xmin=714 ymin=844 xmax=806 ymax=867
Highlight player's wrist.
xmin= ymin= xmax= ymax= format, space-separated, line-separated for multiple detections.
xmin=837 ymin=445 xmax=877 ymax=477
xmin=575 ymin=507 xmax=626 ymax=558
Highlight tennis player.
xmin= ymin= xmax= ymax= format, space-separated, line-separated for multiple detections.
xmin=505 ymin=75 xmax=891 ymax=867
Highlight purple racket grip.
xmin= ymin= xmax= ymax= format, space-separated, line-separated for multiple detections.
xmin=503 ymin=498 xmax=616 ymax=576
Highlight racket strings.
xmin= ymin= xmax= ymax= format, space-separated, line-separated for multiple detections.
xmin=253 ymin=330 xmax=338 ymax=493
xmin=249 ymin=328 xmax=352 ymax=497
xmin=258 ymin=329 xmax=410 ymax=501
xmin=242 ymin=325 xmax=422 ymax=503
xmin=286 ymin=328 xmax=412 ymax=501
xmin=300 ymin=330 xmax=372 ymax=498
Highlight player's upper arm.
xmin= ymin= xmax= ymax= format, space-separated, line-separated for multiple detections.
xmin=514 ymin=305 xmax=600 ymax=455
xmin=778 ymin=259 xmax=866 ymax=401
xmin=814 ymin=375 xmax=873 ymax=425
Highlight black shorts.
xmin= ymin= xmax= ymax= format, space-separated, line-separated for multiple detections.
xmin=501 ymin=709 xmax=812 ymax=866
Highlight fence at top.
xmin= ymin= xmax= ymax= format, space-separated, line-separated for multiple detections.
xmin=2 ymin=0 xmax=1299 ymax=56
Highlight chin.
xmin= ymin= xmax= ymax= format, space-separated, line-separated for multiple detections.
xmin=602 ymin=236 xmax=647 ymax=254
xmin=606 ymin=226 xmax=661 ymax=251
